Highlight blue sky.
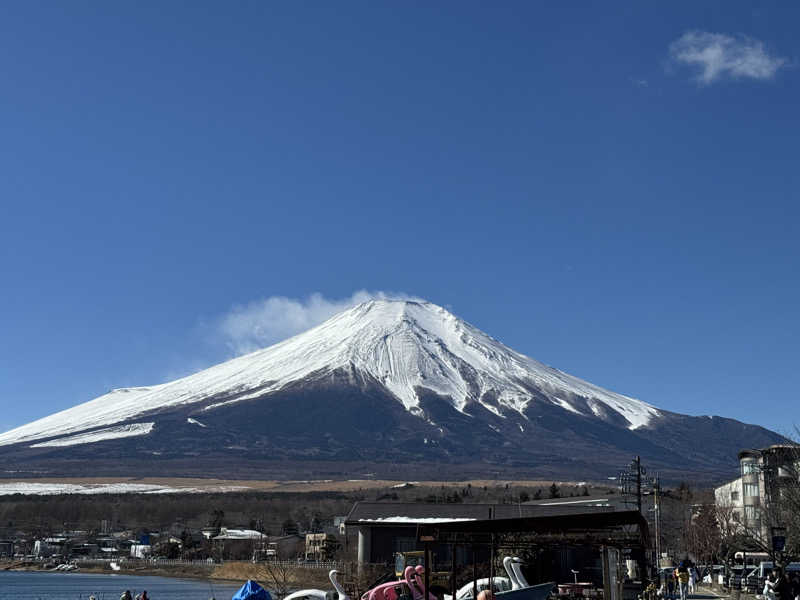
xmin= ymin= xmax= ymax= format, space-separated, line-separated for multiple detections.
xmin=1 ymin=2 xmax=798 ymax=436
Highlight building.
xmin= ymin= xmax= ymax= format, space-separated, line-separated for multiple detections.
xmin=305 ymin=533 xmax=339 ymax=561
xmin=345 ymin=501 xmax=618 ymax=566
xmin=212 ymin=528 xmax=264 ymax=560
xmin=130 ymin=543 xmax=152 ymax=559
xmin=333 ymin=516 xmax=347 ymax=536
xmin=412 ymin=509 xmax=649 ymax=597
xmin=251 ymin=534 xmax=306 ymax=562
xmin=71 ymin=543 xmax=100 ymax=557
xmin=344 ymin=500 xmax=648 ymax=595
xmin=714 ymin=444 xmax=800 ymax=545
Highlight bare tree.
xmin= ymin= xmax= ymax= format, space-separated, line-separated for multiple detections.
xmin=256 ymin=561 xmax=293 ymax=600
xmin=688 ymin=504 xmax=720 ymax=567
xmin=713 ymin=499 xmax=760 ymax=570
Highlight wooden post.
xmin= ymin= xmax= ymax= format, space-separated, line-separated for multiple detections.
xmin=473 ymin=544 xmax=478 ymax=600
xmin=425 ymin=541 xmax=431 ymax=600
xmin=489 ymin=534 xmax=495 ymax=595
xmin=451 ymin=543 xmax=457 ymax=600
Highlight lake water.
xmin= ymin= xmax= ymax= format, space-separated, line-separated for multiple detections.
xmin=0 ymin=571 xmax=244 ymax=600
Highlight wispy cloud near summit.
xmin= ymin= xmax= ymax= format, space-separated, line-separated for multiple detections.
xmin=216 ymin=290 xmax=422 ymax=354
xmin=669 ymin=31 xmax=787 ymax=85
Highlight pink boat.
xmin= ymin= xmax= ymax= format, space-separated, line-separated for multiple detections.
xmin=361 ymin=566 xmax=436 ymax=600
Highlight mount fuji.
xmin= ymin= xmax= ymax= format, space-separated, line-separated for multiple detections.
xmin=0 ymin=300 xmax=784 ymax=480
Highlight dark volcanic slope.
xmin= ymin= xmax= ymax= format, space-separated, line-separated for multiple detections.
xmin=0 ymin=367 xmax=784 ymax=482
xmin=0 ymin=300 xmax=786 ymax=481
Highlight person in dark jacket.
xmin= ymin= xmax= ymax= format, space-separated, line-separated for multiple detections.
xmin=666 ymin=572 xmax=675 ymax=600
xmin=790 ymin=573 xmax=800 ymax=600
xmin=775 ymin=571 xmax=792 ymax=600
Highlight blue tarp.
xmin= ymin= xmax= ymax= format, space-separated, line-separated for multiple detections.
xmin=232 ymin=580 xmax=272 ymax=600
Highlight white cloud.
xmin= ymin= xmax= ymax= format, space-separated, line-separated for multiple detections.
xmin=216 ymin=290 xmax=421 ymax=354
xmin=669 ymin=31 xmax=787 ymax=85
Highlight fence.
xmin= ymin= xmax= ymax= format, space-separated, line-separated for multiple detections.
xmin=69 ymin=557 xmax=343 ymax=570
xmin=252 ymin=559 xmax=344 ymax=570
xmin=71 ymin=557 xmax=220 ymax=567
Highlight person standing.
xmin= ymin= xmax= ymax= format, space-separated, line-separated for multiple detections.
xmin=676 ymin=563 xmax=690 ymax=600
xmin=789 ymin=573 xmax=800 ymax=600
xmin=688 ymin=568 xmax=696 ymax=595
xmin=775 ymin=571 xmax=792 ymax=600
xmin=764 ymin=572 xmax=777 ymax=600
xmin=667 ymin=572 xmax=675 ymax=600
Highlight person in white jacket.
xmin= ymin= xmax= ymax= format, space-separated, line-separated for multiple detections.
xmin=763 ymin=572 xmax=777 ymax=600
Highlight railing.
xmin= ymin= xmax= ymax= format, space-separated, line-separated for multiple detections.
xmin=252 ymin=559 xmax=344 ymax=570
xmin=36 ymin=556 xmax=345 ymax=570
xmin=71 ymin=557 xmax=220 ymax=567
xmin=68 ymin=557 xmax=343 ymax=569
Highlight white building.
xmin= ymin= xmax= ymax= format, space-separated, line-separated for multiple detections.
xmin=130 ymin=543 xmax=152 ymax=558
xmin=714 ymin=476 xmax=745 ymax=522
xmin=715 ymin=445 xmax=800 ymax=546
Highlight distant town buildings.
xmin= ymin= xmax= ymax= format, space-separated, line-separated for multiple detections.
xmin=0 ymin=539 xmax=14 ymax=558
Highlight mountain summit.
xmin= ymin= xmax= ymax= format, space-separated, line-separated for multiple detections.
xmin=0 ymin=299 xmax=784 ymax=480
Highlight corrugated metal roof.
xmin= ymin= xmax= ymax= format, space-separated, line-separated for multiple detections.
xmin=345 ymin=501 xmax=614 ymax=526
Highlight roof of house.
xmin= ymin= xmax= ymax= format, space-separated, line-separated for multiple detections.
xmin=213 ymin=528 xmax=263 ymax=540
xmin=523 ymin=493 xmax=631 ymax=510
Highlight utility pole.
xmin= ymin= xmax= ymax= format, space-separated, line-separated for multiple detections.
xmin=654 ymin=474 xmax=661 ymax=570
xmin=634 ymin=455 xmax=642 ymax=514
xmin=615 ymin=456 xmax=657 ymax=578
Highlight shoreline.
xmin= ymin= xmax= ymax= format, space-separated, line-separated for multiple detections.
xmin=1 ymin=561 xmax=235 ymax=582
xmin=1 ymin=560 xmax=340 ymax=588
xmin=90 ymin=563 xmax=245 ymax=585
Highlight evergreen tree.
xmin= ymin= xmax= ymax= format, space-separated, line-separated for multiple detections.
xmin=281 ymin=518 xmax=298 ymax=535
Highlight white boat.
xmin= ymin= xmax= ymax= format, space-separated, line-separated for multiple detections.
xmin=496 ymin=559 xmax=555 ymax=600
xmin=495 ymin=581 xmax=556 ymax=600
xmin=445 ymin=577 xmax=514 ymax=600
xmin=444 ymin=556 xmax=522 ymax=600
xmin=510 ymin=557 xmax=528 ymax=589
xmin=284 ymin=569 xmax=349 ymax=600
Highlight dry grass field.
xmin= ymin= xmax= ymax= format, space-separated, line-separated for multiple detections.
xmin=0 ymin=476 xmax=584 ymax=494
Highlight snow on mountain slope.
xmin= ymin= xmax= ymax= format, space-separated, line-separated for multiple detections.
xmin=0 ymin=300 xmax=661 ymax=448
xmin=28 ymin=423 xmax=155 ymax=448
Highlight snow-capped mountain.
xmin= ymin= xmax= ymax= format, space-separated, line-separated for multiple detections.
xmin=0 ymin=300 xmax=785 ymax=480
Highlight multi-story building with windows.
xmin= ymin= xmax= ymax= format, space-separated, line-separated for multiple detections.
xmin=715 ymin=444 xmax=799 ymax=545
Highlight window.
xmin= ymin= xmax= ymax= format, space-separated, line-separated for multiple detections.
xmin=742 ymin=460 xmax=759 ymax=474
xmin=744 ymin=483 xmax=760 ymax=497
xmin=744 ymin=506 xmax=758 ymax=523
xmin=731 ymin=491 xmax=740 ymax=501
